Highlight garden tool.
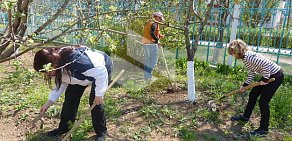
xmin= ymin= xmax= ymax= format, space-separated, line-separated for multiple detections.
xmin=29 ymin=113 xmax=45 ymax=130
xmin=207 ymin=78 xmax=276 ymax=111
xmin=62 ymin=69 xmax=125 ymax=141
xmin=159 ymin=44 xmax=175 ymax=93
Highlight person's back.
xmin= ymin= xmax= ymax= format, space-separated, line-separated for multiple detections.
xmin=142 ymin=20 xmax=157 ymax=44
xmin=33 ymin=46 xmax=112 ymax=141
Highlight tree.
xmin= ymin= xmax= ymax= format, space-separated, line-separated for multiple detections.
xmin=241 ymin=0 xmax=281 ymax=28
xmin=0 ymin=0 xmax=216 ymax=104
xmin=0 ymin=0 xmax=131 ymax=63
xmin=0 ymin=0 xmax=71 ymax=63
xmin=183 ymin=0 xmax=215 ymax=102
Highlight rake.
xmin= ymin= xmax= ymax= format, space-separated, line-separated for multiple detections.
xmin=208 ymin=78 xmax=276 ymax=111
xmin=29 ymin=113 xmax=45 ymax=130
xmin=160 ymin=45 xmax=175 ymax=93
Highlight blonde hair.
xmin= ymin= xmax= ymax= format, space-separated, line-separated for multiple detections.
xmin=227 ymin=39 xmax=249 ymax=59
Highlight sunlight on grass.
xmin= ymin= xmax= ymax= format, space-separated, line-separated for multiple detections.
xmin=0 ymin=59 xmax=291 ymax=140
xmin=283 ymin=135 xmax=292 ymax=141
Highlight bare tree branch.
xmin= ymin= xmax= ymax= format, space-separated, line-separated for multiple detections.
xmin=191 ymin=1 xmax=203 ymax=21
xmin=20 ymin=0 xmax=30 ymax=11
xmin=0 ymin=8 xmax=14 ymax=55
xmin=184 ymin=0 xmax=193 ymax=61
xmin=7 ymin=9 xmax=13 ymax=34
xmin=183 ymin=0 xmax=215 ymax=61
xmin=154 ymin=20 xmax=185 ymax=31
xmin=12 ymin=0 xmax=22 ymax=32
xmin=0 ymin=41 xmax=73 ymax=64
xmin=32 ymin=0 xmax=70 ymax=36
xmin=0 ymin=0 xmax=31 ymax=60
xmin=0 ymin=8 xmax=131 ymax=63
xmin=0 ymin=45 xmax=32 ymax=64
xmin=192 ymin=0 xmax=215 ymax=56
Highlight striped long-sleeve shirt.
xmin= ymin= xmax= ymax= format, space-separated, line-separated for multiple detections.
xmin=242 ymin=51 xmax=281 ymax=86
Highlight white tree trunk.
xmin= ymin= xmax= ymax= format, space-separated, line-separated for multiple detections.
xmin=187 ymin=61 xmax=196 ymax=102
xmin=227 ymin=4 xmax=240 ymax=66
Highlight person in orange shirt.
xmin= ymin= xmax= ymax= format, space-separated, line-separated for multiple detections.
xmin=142 ymin=12 xmax=165 ymax=80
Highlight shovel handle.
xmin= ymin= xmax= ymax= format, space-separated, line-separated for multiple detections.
xmin=62 ymin=69 xmax=125 ymax=141
xmin=219 ymin=78 xmax=275 ymax=100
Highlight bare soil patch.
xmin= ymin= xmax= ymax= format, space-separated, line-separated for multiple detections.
xmin=0 ymin=119 xmax=24 ymax=141
xmin=0 ymin=52 xmax=290 ymax=141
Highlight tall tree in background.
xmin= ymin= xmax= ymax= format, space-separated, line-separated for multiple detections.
xmin=0 ymin=0 xmax=218 ymax=104
xmin=0 ymin=0 xmax=131 ymax=63
xmin=0 ymin=0 xmax=71 ymax=62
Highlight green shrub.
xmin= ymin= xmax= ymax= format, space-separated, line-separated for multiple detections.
xmin=199 ymin=26 xmax=291 ymax=49
xmin=270 ymin=76 xmax=292 ymax=130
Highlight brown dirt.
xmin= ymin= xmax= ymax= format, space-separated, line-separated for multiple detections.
xmin=0 ymin=85 xmax=289 ymax=141
xmin=0 ymin=52 xmax=290 ymax=141
xmin=0 ymin=119 xmax=24 ymax=141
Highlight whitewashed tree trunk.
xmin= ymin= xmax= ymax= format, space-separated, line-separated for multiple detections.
xmin=227 ymin=4 xmax=240 ymax=66
xmin=187 ymin=61 xmax=196 ymax=101
xmin=184 ymin=0 xmax=214 ymax=103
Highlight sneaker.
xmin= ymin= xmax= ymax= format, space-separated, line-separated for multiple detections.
xmin=96 ymin=135 xmax=106 ymax=141
xmin=47 ymin=128 xmax=69 ymax=137
xmin=230 ymin=115 xmax=249 ymax=122
xmin=249 ymin=127 xmax=268 ymax=136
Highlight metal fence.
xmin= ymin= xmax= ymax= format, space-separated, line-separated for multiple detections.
xmin=182 ymin=1 xmax=292 ymax=75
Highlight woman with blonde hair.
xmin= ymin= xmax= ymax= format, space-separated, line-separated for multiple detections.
xmin=228 ymin=39 xmax=284 ymax=136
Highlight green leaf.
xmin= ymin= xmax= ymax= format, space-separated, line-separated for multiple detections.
xmin=41 ymin=63 xmax=52 ymax=72
xmin=109 ymin=5 xmax=117 ymax=11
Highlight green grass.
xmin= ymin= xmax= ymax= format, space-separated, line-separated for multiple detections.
xmin=0 ymin=59 xmax=291 ymax=140
xmin=283 ymin=135 xmax=292 ymax=141
xmin=178 ymin=128 xmax=197 ymax=141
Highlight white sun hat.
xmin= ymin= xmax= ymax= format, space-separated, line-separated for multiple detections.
xmin=152 ymin=12 xmax=165 ymax=21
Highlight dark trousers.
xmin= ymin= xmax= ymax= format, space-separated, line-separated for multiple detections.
xmin=59 ymin=54 xmax=112 ymax=137
xmin=243 ymin=71 xmax=284 ymax=130
xmin=58 ymin=85 xmax=107 ymax=137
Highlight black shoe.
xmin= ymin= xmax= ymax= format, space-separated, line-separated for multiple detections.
xmin=96 ymin=135 xmax=106 ymax=141
xmin=249 ymin=127 xmax=268 ymax=136
xmin=230 ymin=115 xmax=249 ymax=122
xmin=47 ymin=128 xmax=69 ymax=137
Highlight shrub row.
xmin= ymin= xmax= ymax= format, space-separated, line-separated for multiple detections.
xmin=197 ymin=26 xmax=291 ymax=49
